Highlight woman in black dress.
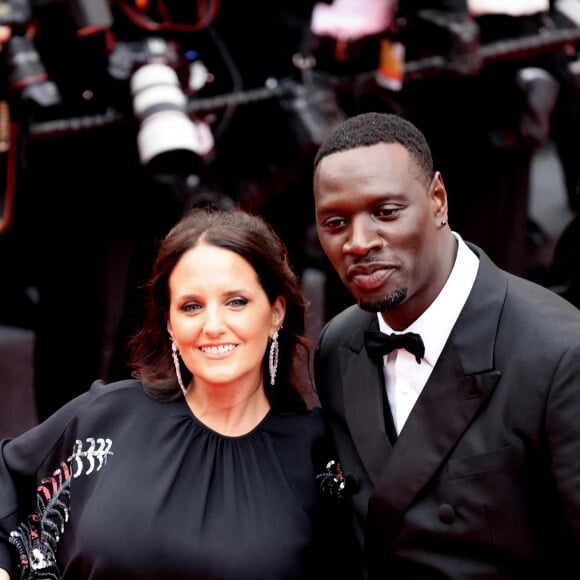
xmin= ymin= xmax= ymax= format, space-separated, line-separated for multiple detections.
xmin=0 ymin=207 xmax=356 ymax=580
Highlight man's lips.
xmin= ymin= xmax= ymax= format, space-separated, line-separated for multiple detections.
xmin=346 ymin=263 xmax=395 ymax=290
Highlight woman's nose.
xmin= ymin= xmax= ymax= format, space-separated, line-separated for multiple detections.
xmin=202 ymin=306 xmax=225 ymax=335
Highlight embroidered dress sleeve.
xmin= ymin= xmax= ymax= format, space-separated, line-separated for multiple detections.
xmin=0 ymin=382 xmax=106 ymax=576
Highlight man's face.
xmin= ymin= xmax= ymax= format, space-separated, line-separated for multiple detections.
xmin=313 ymin=142 xmax=447 ymax=328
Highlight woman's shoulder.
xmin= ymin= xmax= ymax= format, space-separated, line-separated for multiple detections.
xmin=267 ymin=407 xmax=335 ymax=475
xmin=267 ymin=406 xmax=328 ymax=442
xmin=85 ymin=378 xmax=144 ymax=398
xmin=1 ymin=379 xmax=150 ymax=477
xmin=74 ymin=378 xmax=179 ymax=424
xmin=34 ymin=379 xmax=154 ymax=437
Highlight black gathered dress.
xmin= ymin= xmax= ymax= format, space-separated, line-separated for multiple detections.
xmin=0 ymin=380 xmax=352 ymax=579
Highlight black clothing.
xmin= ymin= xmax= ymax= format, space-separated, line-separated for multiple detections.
xmin=0 ymin=380 xmax=350 ymax=579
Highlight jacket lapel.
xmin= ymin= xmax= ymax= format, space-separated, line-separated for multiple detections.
xmin=366 ymin=247 xmax=505 ymax=538
xmin=367 ymin=347 xmax=500 ymax=538
xmin=341 ymin=340 xmax=393 ymax=481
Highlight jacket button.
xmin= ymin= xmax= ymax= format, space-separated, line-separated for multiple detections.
xmin=438 ymin=504 xmax=456 ymax=524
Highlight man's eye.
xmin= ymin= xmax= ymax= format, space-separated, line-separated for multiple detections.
xmin=324 ymin=217 xmax=346 ymax=230
xmin=376 ymin=207 xmax=399 ymax=219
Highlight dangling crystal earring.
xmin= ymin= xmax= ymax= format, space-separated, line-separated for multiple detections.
xmin=171 ymin=340 xmax=188 ymax=397
xmin=268 ymin=329 xmax=279 ymax=386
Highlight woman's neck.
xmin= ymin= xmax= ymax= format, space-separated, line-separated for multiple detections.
xmin=185 ymin=379 xmax=270 ymax=436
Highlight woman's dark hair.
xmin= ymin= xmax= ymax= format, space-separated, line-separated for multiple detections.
xmin=128 ymin=206 xmax=311 ymax=411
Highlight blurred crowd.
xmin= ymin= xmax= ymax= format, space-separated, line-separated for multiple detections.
xmin=0 ymin=0 xmax=579 ymax=421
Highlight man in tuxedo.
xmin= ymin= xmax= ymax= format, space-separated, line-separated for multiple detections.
xmin=312 ymin=112 xmax=580 ymax=578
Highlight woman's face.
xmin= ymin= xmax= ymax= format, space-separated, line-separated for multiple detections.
xmin=167 ymin=243 xmax=285 ymax=390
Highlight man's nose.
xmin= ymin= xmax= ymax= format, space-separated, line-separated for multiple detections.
xmin=343 ymin=215 xmax=383 ymax=255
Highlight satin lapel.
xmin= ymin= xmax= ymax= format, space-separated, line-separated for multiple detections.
xmin=341 ymin=344 xmax=393 ymax=482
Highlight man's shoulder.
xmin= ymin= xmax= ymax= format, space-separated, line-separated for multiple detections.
xmin=503 ymin=273 xmax=580 ymax=334
xmin=319 ymin=304 xmax=372 ymax=346
xmin=475 ymin=246 xmax=580 ymax=332
xmin=326 ymin=303 xmax=368 ymax=326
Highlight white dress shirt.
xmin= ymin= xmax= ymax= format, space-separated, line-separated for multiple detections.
xmin=377 ymin=232 xmax=479 ymax=435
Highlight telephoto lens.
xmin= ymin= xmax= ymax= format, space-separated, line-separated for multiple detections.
xmin=130 ymin=62 xmax=213 ymax=175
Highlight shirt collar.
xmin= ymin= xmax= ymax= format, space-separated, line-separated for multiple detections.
xmin=377 ymin=232 xmax=479 ymax=365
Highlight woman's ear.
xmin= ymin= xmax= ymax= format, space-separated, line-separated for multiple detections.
xmin=272 ymin=295 xmax=286 ymax=332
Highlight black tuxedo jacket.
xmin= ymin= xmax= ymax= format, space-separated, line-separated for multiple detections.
xmin=314 ymin=244 xmax=580 ymax=579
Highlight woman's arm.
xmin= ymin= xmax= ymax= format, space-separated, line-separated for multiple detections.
xmin=0 ymin=567 xmax=10 ymax=579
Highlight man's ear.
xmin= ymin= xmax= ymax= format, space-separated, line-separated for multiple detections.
xmin=431 ymin=171 xmax=448 ymax=221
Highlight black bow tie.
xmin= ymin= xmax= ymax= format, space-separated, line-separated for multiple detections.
xmin=364 ymin=330 xmax=425 ymax=364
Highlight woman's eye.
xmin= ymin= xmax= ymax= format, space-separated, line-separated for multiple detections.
xmin=228 ymin=297 xmax=248 ymax=308
xmin=182 ymin=302 xmax=202 ymax=313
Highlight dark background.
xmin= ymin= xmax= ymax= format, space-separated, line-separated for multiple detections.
xmin=0 ymin=0 xmax=579 ymax=431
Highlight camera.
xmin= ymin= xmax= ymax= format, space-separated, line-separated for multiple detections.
xmin=130 ymin=60 xmax=214 ymax=174
xmin=109 ymin=37 xmax=214 ymax=174
xmin=6 ymin=35 xmax=61 ymax=108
